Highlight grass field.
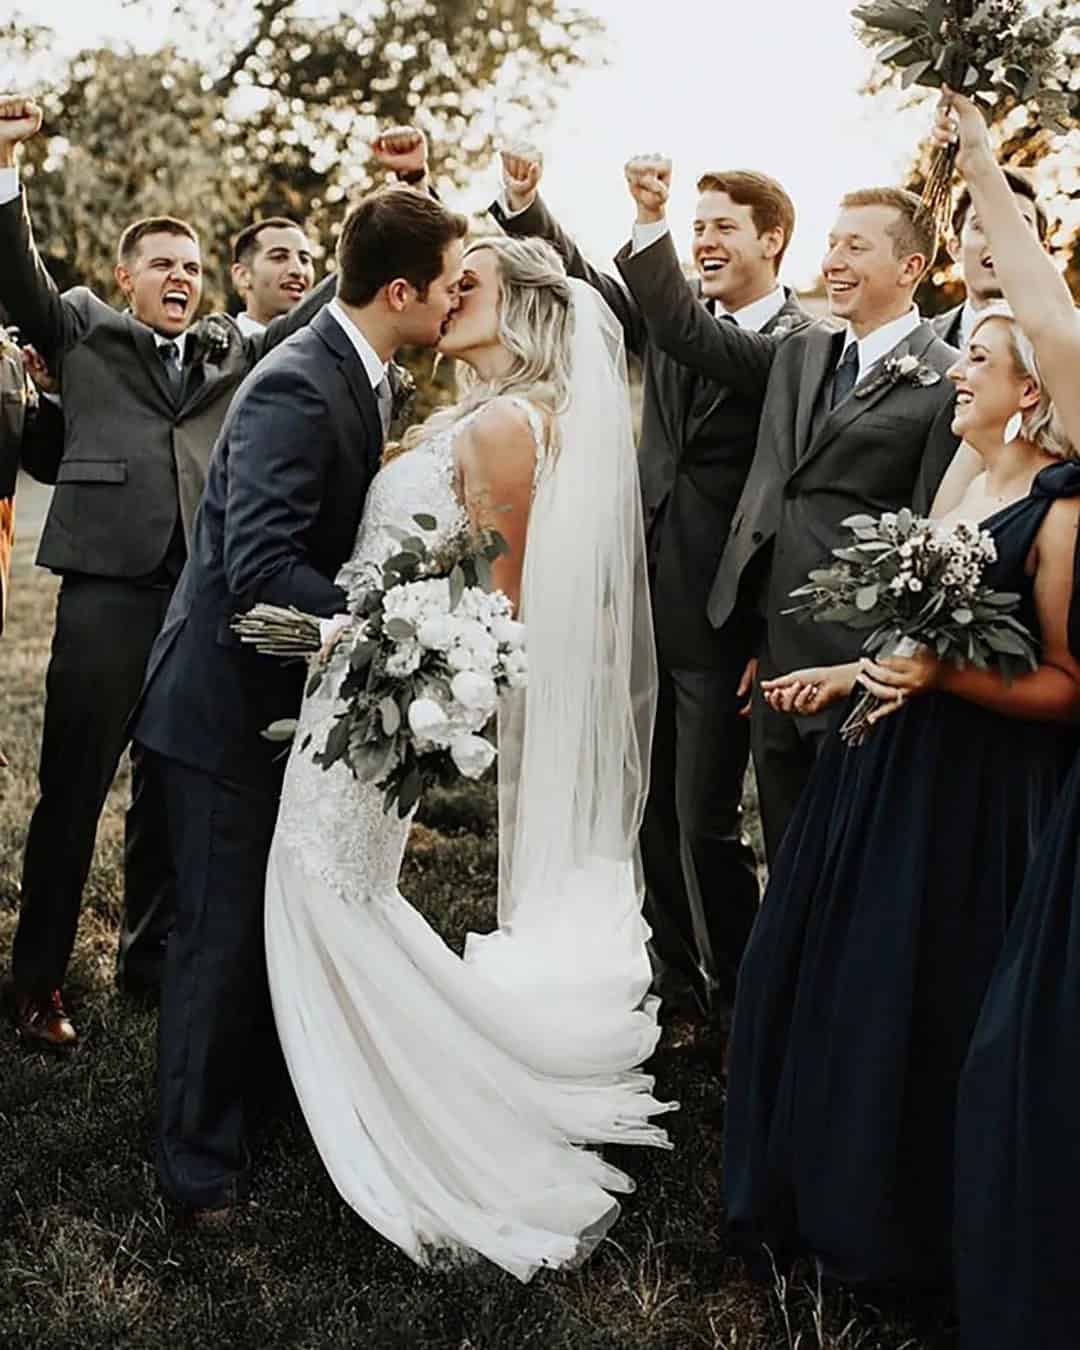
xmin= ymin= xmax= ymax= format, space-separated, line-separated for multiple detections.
xmin=0 ymin=479 xmax=958 ymax=1349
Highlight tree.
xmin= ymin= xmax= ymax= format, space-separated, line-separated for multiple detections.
xmin=5 ymin=0 xmax=604 ymax=309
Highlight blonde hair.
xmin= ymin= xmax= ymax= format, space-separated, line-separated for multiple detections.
xmin=387 ymin=236 xmax=574 ymax=462
xmin=970 ymin=304 xmax=1075 ymax=460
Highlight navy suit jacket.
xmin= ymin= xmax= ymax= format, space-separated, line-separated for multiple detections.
xmin=133 ymin=307 xmax=383 ymax=785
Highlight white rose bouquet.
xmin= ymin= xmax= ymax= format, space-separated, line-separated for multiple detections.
xmin=232 ymin=517 xmax=527 ymax=816
xmin=786 ymin=508 xmax=1038 ymax=744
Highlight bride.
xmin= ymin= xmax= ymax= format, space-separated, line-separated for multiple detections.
xmin=264 ymin=235 xmax=674 ymax=1281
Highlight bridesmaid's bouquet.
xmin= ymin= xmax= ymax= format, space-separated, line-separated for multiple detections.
xmin=852 ymin=0 xmax=1079 ymax=234
xmin=233 ymin=517 xmax=527 ymax=817
xmin=786 ymin=508 xmax=1038 ymax=745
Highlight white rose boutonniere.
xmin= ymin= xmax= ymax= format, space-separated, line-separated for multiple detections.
xmin=856 ymin=346 xmax=942 ymax=400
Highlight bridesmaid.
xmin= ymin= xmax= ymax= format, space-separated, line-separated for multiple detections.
xmin=723 ymin=270 xmax=1080 ymax=1280
xmin=931 ymin=91 xmax=1080 ymax=1350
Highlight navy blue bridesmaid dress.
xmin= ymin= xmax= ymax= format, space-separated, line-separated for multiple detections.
xmin=955 ymin=546 xmax=1080 ymax=1347
xmin=724 ymin=461 xmax=1080 ymax=1286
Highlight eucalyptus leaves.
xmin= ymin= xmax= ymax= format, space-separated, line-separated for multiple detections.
xmin=786 ymin=507 xmax=1038 ymax=743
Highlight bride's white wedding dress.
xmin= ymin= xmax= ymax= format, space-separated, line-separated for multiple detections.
xmin=266 ymin=286 xmax=672 ymax=1282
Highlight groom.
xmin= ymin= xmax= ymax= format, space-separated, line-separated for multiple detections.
xmin=132 ymin=186 xmax=467 ymax=1218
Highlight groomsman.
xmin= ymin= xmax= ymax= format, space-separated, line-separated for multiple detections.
xmin=229 ymin=218 xmax=316 ymax=336
xmin=618 ymin=160 xmax=961 ymax=862
xmin=0 ymin=94 xmax=343 ymax=1047
xmin=492 ymin=150 xmax=806 ymax=1015
xmin=934 ymin=167 xmax=1048 ymax=347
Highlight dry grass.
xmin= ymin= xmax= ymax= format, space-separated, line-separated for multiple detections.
xmin=0 ymin=479 xmax=957 ymax=1349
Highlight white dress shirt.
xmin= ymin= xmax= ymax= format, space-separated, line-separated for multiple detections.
xmin=234 ymin=311 xmax=265 ymax=338
xmin=957 ymin=301 xmax=980 ymax=349
xmin=841 ymin=306 xmax=923 ymax=383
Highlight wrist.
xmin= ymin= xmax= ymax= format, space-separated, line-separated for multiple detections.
xmin=635 ymin=205 xmax=664 ymax=227
xmin=507 ymin=190 xmax=535 ymax=213
xmin=396 ymin=167 xmax=427 ymax=187
xmin=0 ymin=144 xmax=18 ymax=169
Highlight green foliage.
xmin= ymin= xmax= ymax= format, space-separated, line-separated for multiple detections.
xmin=4 ymin=1 xmax=604 ymax=308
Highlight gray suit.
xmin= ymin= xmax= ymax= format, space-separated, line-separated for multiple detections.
xmin=932 ymin=303 xmax=965 ymax=349
xmin=618 ymin=230 xmax=959 ymax=860
xmin=0 ymin=185 xmax=334 ymax=998
xmin=493 ymin=193 xmax=808 ymax=1010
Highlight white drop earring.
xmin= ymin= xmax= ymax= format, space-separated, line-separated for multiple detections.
xmin=1003 ymin=411 xmax=1023 ymax=444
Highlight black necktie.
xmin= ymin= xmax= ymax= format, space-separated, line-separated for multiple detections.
xmin=830 ymin=342 xmax=859 ymax=409
xmin=159 ymin=340 xmax=183 ymax=395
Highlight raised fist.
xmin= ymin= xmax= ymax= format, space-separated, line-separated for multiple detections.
xmin=500 ymin=143 xmax=543 ymax=213
xmin=0 ymin=96 xmax=43 ymax=151
xmin=624 ymin=155 xmax=671 ymax=222
xmin=932 ymin=87 xmax=993 ymax=175
xmin=371 ymin=126 xmax=428 ymax=180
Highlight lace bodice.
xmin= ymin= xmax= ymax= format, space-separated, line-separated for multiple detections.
xmin=275 ymin=398 xmax=545 ymax=898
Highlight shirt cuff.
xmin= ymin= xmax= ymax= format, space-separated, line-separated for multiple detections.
xmin=0 ymin=166 xmax=19 ymax=205
xmin=41 ymin=390 xmax=61 ymax=406
xmin=497 ymin=191 xmax=533 ymax=220
xmin=319 ymin=613 xmax=351 ymax=647
xmin=631 ymin=220 xmax=670 ymax=256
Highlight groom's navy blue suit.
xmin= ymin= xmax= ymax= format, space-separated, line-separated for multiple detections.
xmin=133 ymin=306 xmax=384 ymax=1209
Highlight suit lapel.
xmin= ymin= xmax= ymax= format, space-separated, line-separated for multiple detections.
xmin=127 ymin=315 xmax=179 ymax=410
xmin=795 ymin=323 xmax=938 ymax=473
xmin=793 ymin=327 xmax=840 ymax=463
xmin=312 ymin=309 xmax=382 ymax=465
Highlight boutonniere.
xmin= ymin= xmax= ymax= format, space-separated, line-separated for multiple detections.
xmin=389 ymin=361 xmax=416 ymax=425
xmin=770 ymin=312 xmax=805 ymax=338
xmin=191 ymin=314 xmax=234 ymax=365
xmin=856 ymin=347 xmax=942 ymax=399
xmin=0 ymin=326 xmax=21 ymax=362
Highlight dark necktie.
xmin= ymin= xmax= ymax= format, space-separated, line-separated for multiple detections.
xmin=375 ymin=374 xmax=392 ymax=439
xmin=159 ymin=340 xmax=183 ymax=395
xmin=830 ymin=341 xmax=859 ymax=409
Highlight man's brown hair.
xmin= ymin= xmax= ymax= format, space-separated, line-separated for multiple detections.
xmin=952 ymin=167 xmax=1048 ymax=242
xmin=695 ymin=169 xmax=797 ymax=270
xmin=231 ymin=216 xmax=308 ymax=267
xmin=117 ymin=216 xmax=200 ymax=266
xmin=336 ymin=188 xmax=468 ymax=307
xmin=839 ymin=187 xmax=936 ymax=274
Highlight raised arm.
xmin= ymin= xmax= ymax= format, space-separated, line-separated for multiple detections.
xmin=934 ymin=89 xmax=1080 ymax=446
xmin=613 ymin=156 xmax=777 ymax=399
xmin=490 ymin=147 xmax=647 ymax=354
xmin=224 ymin=366 xmax=347 ymax=617
xmin=0 ymin=98 xmax=82 ymax=364
xmin=455 ymin=398 xmax=538 ymax=614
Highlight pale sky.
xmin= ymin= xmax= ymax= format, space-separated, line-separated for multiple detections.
xmin=27 ymin=0 xmax=948 ymax=288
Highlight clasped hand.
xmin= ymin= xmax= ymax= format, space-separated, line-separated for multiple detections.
xmin=762 ymin=645 xmax=940 ymax=725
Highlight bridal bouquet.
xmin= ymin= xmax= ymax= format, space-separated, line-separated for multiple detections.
xmin=785 ymin=508 xmax=1037 ymax=745
xmin=852 ymin=0 xmax=1079 ymax=233
xmin=233 ymin=518 xmax=527 ymax=817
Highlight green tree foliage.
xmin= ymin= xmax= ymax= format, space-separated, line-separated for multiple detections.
xmin=4 ymin=1 xmax=604 ymax=309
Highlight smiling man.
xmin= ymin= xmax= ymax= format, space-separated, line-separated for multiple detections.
xmin=229 ymin=217 xmax=316 ymax=335
xmin=0 ymin=94 xmax=353 ymax=1047
xmin=617 ymin=167 xmax=963 ymax=863
xmin=934 ymin=168 xmax=1048 ymax=349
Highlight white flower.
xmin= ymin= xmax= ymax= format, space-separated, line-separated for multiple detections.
xmin=446 ymin=644 xmax=478 ymax=672
xmin=416 ymin=614 xmax=455 ymax=650
xmin=895 ymin=354 xmax=920 ymax=377
xmin=889 ymin=576 xmax=906 ymax=594
xmin=491 ymin=616 xmax=526 ymax=649
xmin=407 ymin=696 xmax=448 ymax=740
xmin=386 ymin=643 xmax=421 ymax=677
xmin=450 ymin=670 xmax=498 ymax=716
xmin=908 ymin=577 xmax=923 ymax=592
xmin=503 ymin=648 xmax=529 ymax=688
xmin=449 ymin=733 xmax=496 ymax=779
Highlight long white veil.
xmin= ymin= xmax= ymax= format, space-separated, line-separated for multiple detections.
xmin=466 ymin=279 xmax=662 ymax=1072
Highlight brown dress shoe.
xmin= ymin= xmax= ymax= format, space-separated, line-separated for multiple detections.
xmin=14 ymin=988 xmax=77 ymax=1049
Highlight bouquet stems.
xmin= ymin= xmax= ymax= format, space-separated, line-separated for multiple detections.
xmin=839 ymin=636 xmax=920 ymax=747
